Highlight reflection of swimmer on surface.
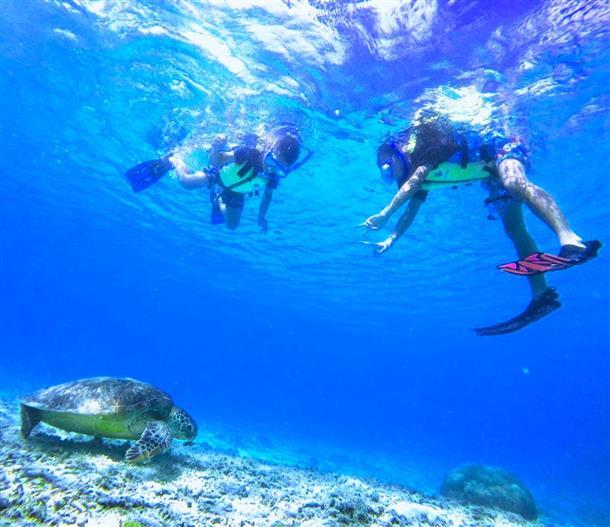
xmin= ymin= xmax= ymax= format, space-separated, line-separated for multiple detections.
xmin=360 ymin=113 xmax=601 ymax=335
xmin=124 ymin=125 xmax=312 ymax=233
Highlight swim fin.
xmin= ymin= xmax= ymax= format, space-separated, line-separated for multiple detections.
xmin=474 ymin=287 xmax=561 ymax=336
xmin=210 ymin=192 xmax=225 ymax=225
xmin=124 ymin=155 xmax=174 ymax=193
xmin=498 ymin=240 xmax=601 ymax=276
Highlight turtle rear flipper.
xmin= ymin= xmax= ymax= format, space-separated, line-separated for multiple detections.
xmin=125 ymin=420 xmax=172 ymax=463
xmin=21 ymin=404 xmax=41 ymax=438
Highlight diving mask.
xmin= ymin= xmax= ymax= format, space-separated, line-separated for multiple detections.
xmin=379 ymin=148 xmax=410 ymax=185
xmin=380 ymin=161 xmax=394 ymax=184
xmin=263 ymin=146 xmax=314 ymax=179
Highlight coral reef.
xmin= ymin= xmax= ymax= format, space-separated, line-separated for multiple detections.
xmin=441 ymin=464 xmax=538 ymax=521
xmin=0 ymin=399 xmax=543 ymax=526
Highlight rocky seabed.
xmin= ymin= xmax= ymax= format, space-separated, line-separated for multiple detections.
xmin=0 ymin=400 xmax=542 ymax=527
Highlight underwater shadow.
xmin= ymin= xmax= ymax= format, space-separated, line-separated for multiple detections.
xmin=22 ymin=430 xmax=189 ymax=482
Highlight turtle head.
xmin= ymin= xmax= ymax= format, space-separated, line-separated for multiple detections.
xmin=169 ymin=406 xmax=198 ymax=442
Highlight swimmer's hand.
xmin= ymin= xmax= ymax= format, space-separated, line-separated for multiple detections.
xmin=210 ymin=134 xmax=228 ymax=153
xmin=258 ymin=216 xmax=268 ymax=234
xmin=209 ymin=135 xmax=231 ymax=167
xmin=361 ymin=235 xmax=396 ymax=255
xmin=359 ymin=212 xmax=388 ymax=231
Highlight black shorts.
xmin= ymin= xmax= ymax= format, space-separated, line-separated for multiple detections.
xmin=220 ymin=189 xmax=245 ymax=211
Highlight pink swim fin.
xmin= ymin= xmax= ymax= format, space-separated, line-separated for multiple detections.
xmin=498 ymin=241 xmax=601 ymax=277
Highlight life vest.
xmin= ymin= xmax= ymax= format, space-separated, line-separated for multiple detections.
xmin=415 ymin=130 xmax=493 ymax=190
xmin=421 ymin=160 xmax=491 ymax=190
xmin=218 ymin=161 xmax=267 ymax=194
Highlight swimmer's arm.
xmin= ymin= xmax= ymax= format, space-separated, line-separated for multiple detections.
xmin=361 ymin=165 xmax=429 ymax=230
xmin=364 ymin=193 xmax=427 ymax=255
xmin=392 ymin=191 xmax=427 ymax=241
xmin=209 ymin=150 xmax=234 ymax=168
xmin=257 ymin=186 xmax=273 ymax=234
xmin=382 ymin=165 xmax=429 ymax=218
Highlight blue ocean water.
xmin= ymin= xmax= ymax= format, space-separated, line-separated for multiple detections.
xmin=1 ymin=0 xmax=608 ymax=525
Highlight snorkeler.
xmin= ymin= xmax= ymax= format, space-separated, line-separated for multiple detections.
xmin=360 ymin=113 xmax=601 ymax=336
xmin=124 ymin=126 xmax=312 ymax=232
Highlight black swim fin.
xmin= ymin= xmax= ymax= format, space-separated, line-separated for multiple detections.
xmin=210 ymin=192 xmax=225 ymax=225
xmin=474 ymin=287 xmax=561 ymax=336
xmin=124 ymin=155 xmax=174 ymax=193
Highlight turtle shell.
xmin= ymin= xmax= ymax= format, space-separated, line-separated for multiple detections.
xmin=21 ymin=377 xmax=174 ymax=418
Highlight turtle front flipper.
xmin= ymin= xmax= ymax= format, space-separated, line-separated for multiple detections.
xmin=125 ymin=420 xmax=173 ymax=463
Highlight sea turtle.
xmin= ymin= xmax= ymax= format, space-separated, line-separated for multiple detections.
xmin=20 ymin=377 xmax=198 ymax=462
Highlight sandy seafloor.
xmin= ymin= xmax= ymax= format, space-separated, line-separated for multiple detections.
xmin=0 ymin=396 xmax=555 ymax=527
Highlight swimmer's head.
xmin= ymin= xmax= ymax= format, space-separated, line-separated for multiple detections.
xmin=377 ymin=142 xmax=410 ymax=184
xmin=264 ymin=126 xmax=304 ymax=177
xmin=273 ymin=134 xmax=300 ymax=168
